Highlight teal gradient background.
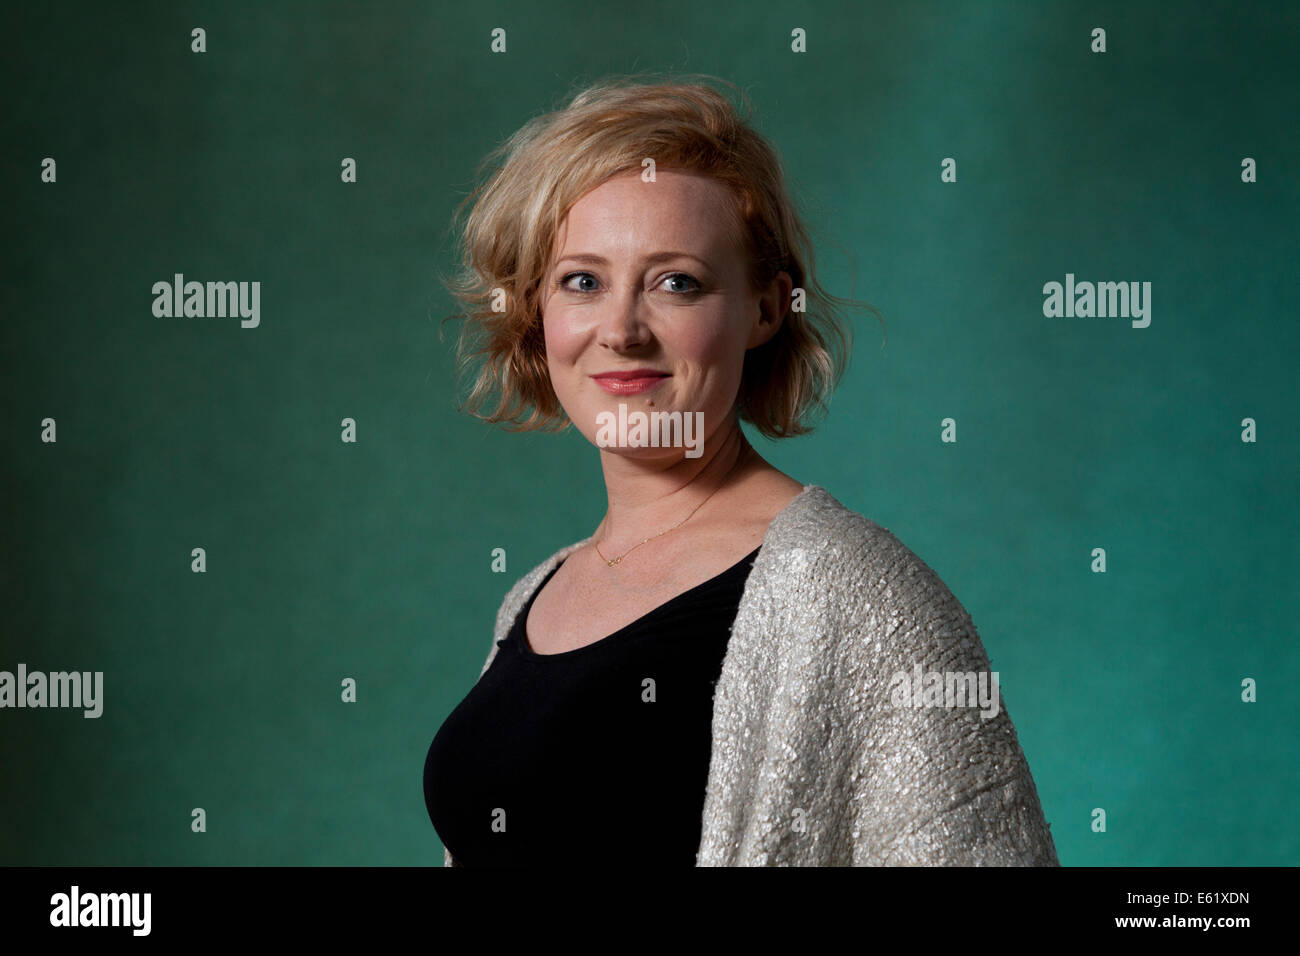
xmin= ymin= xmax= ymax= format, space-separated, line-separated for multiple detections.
xmin=2 ymin=0 xmax=1297 ymax=865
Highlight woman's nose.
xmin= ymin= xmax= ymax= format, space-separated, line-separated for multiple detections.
xmin=595 ymin=287 xmax=652 ymax=350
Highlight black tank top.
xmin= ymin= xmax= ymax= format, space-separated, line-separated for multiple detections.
xmin=424 ymin=546 xmax=761 ymax=867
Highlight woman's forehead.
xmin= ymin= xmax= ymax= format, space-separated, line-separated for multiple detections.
xmin=552 ymin=171 xmax=742 ymax=259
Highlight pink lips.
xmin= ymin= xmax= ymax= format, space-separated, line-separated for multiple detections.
xmin=591 ymin=369 xmax=669 ymax=395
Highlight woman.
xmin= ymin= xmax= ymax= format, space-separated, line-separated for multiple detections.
xmin=424 ymin=74 xmax=1059 ymax=866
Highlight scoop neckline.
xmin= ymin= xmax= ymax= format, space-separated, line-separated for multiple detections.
xmin=511 ymin=544 xmax=761 ymax=661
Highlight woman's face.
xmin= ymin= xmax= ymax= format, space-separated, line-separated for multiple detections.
xmin=540 ymin=168 xmax=790 ymax=461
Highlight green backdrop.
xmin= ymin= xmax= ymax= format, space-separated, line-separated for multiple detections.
xmin=3 ymin=0 xmax=1296 ymax=866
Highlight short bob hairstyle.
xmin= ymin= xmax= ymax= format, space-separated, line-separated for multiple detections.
xmin=441 ymin=72 xmax=878 ymax=439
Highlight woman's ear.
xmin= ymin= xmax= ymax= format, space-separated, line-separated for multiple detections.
xmin=748 ymin=270 xmax=794 ymax=349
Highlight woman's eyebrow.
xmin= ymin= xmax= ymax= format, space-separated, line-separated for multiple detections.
xmin=554 ymin=251 xmax=713 ymax=268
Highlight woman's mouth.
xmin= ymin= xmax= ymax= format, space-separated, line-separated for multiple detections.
xmin=591 ymin=370 xmax=670 ymax=395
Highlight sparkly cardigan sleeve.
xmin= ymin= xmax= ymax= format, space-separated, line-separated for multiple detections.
xmin=831 ymin=525 xmax=1059 ymax=865
xmin=708 ymin=496 xmax=1057 ymax=865
xmin=694 ymin=488 xmax=1058 ymax=865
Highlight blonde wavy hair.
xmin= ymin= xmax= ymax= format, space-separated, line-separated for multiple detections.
xmin=440 ymin=72 xmax=879 ymax=438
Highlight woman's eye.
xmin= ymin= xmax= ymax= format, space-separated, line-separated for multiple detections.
xmin=558 ymin=272 xmax=599 ymax=292
xmin=662 ymin=273 xmax=701 ymax=294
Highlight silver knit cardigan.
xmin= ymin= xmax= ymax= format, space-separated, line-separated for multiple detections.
xmin=443 ymin=484 xmax=1059 ymax=866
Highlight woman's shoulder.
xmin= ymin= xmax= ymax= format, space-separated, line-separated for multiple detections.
xmin=763 ymin=485 xmax=976 ymax=641
xmin=766 ymin=485 xmax=918 ymax=578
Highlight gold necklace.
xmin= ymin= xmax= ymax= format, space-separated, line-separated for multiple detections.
xmin=593 ymin=448 xmax=750 ymax=568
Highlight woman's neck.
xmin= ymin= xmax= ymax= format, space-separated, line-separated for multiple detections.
xmin=593 ymin=421 xmax=758 ymax=555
